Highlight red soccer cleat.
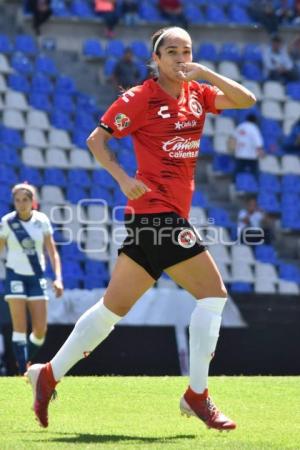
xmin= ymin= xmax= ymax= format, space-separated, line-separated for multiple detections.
xmin=180 ymin=386 xmax=236 ymax=431
xmin=25 ymin=363 xmax=58 ymax=428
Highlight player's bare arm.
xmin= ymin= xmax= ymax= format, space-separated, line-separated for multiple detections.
xmin=176 ymin=62 xmax=256 ymax=109
xmin=0 ymin=237 xmax=6 ymax=253
xmin=44 ymin=234 xmax=64 ymax=298
xmin=87 ymin=126 xmax=150 ymax=200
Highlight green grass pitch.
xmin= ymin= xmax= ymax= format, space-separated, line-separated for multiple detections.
xmin=0 ymin=376 xmax=300 ymax=449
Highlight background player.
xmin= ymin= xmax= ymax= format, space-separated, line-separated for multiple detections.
xmin=0 ymin=183 xmax=63 ymax=374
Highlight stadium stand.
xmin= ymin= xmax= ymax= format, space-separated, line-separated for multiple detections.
xmin=0 ymin=1 xmax=299 ymax=301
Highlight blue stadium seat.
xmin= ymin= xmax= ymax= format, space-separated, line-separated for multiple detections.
xmin=200 ymin=136 xmax=214 ymax=156
xmin=260 ymin=118 xmax=282 ymax=146
xmin=281 ymin=193 xmax=299 ymax=207
xmin=184 ymin=4 xmax=204 ymax=24
xmin=72 ymin=130 xmax=88 ymax=149
xmin=55 ymin=75 xmax=76 ymax=95
xmin=31 ymin=73 xmax=54 ymax=94
xmin=68 ymin=169 xmax=91 ymax=188
xmin=53 ymin=94 xmax=75 ymax=113
xmin=281 ymin=210 xmax=300 ymax=230
xmin=83 ymin=276 xmax=107 ymax=289
xmin=92 ymin=170 xmax=118 ymax=189
xmin=8 ymin=73 xmax=30 ymax=93
xmin=207 ymin=207 xmax=233 ymax=228
xmin=0 ymin=34 xmax=13 ymax=53
xmin=259 ymin=173 xmax=281 ymax=193
xmin=254 ymin=245 xmax=278 ymax=264
xmin=230 ymin=282 xmax=253 ymax=293
xmin=195 ymin=42 xmax=218 ymax=61
xmin=192 ymin=190 xmax=208 ymax=208
xmin=236 ymin=173 xmax=258 ymax=193
xmin=103 ymin=58 xmax=117 ymax=78
xmin=15 ymin=34 xmax=37 ymax=55
xmin=29 ymin=93 xmax=52 ymax=112
xmin=112 ymin=189 xmax=127 ymax=206
xmin=286 ymin=82 xmax=300 ymax=101
xmin=89 ymin=185 xmax=113 ymax=203
xmin=257 ymin=192 xmax=280 ymax=213
xmin=130 ymin=40 xmax=150 ymax=61
xmin=63 ymin=260 xmax=84 ymax=279
xmin=242 ymin=43 xmax=263 ymax=64
xmin=206 ymin=5 xmax=227 ymax=23
xmin=51 ymin=0 xmax=70 ymax=16
xmin=0 ymin=185 xmax=12 ymax=201
xmin=0 ymin=144 xmax=21 ymax=167
xmin=0 ymin=202 xmax=12 ymax=219
xmin=11 ymin=53 xmax=33 ymax=75
xmin=84 ymin=260 xmax=109 ymax=277
xmin=19 ymin=167 xmax=43 ymax=186
xmin=82 ymin=39 xmax=105 ymax=58
xmin=241 ymin=62 xmax=264 ymax=82
xmin=0 ymin=126 xmax=23 ymax=148
xmin=66 ymin=186 xmax=88 ymax=203
xmin=74 ymin=112 xmax=95 ymax=132
xmin=60 ymin=243 xmax=85 ymax=261
xmin=44 ymin=168 xmax=67 ymax=187
xmin=76 ymin=93 xmax=99 ymax=115
xmin=71 ymin=0 xmax=93 ymax=17
xmin=212 ymin=154 xmax=235 ymax=174
xmin=138 ymin=3 xmax=162 ymax=22
xmin=119 ymin=136 xmax=133 ymax=151
xmin=105 ymin=40 xmax=125 ymax=59
xmin=51 ymin=110 xmax=73 ymax=131
xmin=279 ymin=263 xmax=300 ymax=283
xmin=282 ymin=175 xmax=300 ymax=193
xmin=63 ymin=277 xmax=81 ymax=289
xmin=218 ymin=42 xmax=241 ymax=62
xmin=228 ymin=5 xmax=251 ymax=24
xmin=0 ymin=165 xmax=18 ymax=185
xmin=35 ymin=56 xmax=58 ymax=77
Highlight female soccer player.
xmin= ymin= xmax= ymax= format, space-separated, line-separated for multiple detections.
xmin=0 ymin=183 xmax=63 ymax=374
xmin=27 ymin=27 xmax=256 ymax=430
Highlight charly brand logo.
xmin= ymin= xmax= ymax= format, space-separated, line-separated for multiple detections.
xmin=174 ymin=120 xmax=197 ymax=130
xmin=114 ymin=113 xmax=130 ymax=131
xmin=162 ymin=136 xmax=199 ymax=158
xmin=177 ymin=228 xmax=197 ymax=248
xmin=157 ymin=105 xmax=171 ymax=119
xmin=189 ymin=97 xmax=203 ymax=118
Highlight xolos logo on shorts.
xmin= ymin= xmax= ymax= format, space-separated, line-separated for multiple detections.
xmin=177 ymin=228 xmax=196 ymax=248
xmin=114 ymin=113 xmax=130 ymax=131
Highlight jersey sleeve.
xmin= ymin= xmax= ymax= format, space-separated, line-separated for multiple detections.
xmin=100 ymin=86 xmax=147 ymax=138
xmin=0 ymin=217 xmax=9 ymax=239
xmin=199 ymin=83 xmax=222 ymax=115
xmin=41 ymin=214 xmax=53 ymax=236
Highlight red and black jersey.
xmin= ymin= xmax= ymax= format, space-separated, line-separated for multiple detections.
xmin=100 ymin=78 xmax=220 ymax=219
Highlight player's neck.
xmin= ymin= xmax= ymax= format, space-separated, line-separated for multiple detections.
xmin=157 ymin=78 xmax=183 ymax=99
xmin=17 ymin=211 xmax=33 ymax=221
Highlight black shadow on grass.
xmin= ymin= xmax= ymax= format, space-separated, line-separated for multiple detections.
xmin=28 ymin=433 xmax=196 ymax=444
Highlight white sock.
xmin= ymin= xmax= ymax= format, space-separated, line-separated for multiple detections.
xmin=12 ymin=332 xmax=27 ymax=343
xmin=189 ymin=297 xmax=226 ymax=394
xmin=51 ymin=298 xmax=121 ymax=381
xmin=29 ymin=332 xmax=45 ymax=346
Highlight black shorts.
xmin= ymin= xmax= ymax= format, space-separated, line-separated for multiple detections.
xmin=118 ymin=212 xmax=206 ymax=280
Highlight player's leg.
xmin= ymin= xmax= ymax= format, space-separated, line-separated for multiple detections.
xmin=7 ymin=299 xmax=28 ymax=374
xmin=26 ymin=253 xmax=155 ymax=427
xmin=27 ymin=300 xmax=47 ymax=363
xmin=165 ymin=250 xmax=236 ymax=430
